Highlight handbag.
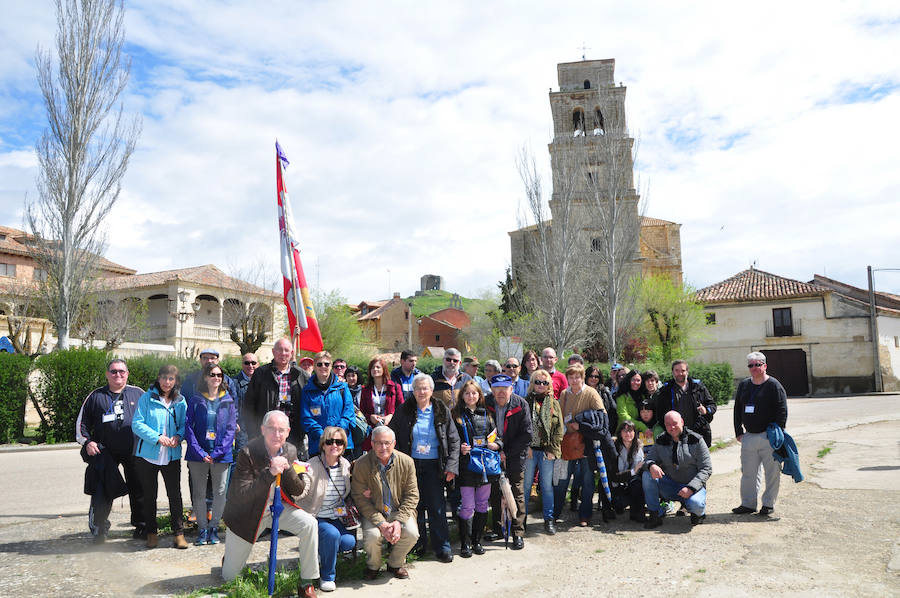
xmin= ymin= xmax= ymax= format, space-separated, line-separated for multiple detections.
xmin=462 ymin=413 xmax=502 ymax=482
xmin=561 ymin=429 xmax=585 ymax=460
xmin=322 ymin=457 xmax=360 ymax=530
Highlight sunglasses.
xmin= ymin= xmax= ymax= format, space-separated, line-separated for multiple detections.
xmin=209 ymin=372 xmax=224 ymax=378
xmin=533 ymin=380 xmax=550 ymax=386
xmin=333 ymin=364 xmax=346 ymax=369
xmin=748 ymin=363 xmax=765 ymax=369
xmin=324 ymin=438 xmax=346 ymax=446
xmin=243 ymin=360 xmax=258 ymax=366
xmin=316 ymin=362 xmax=331 ymax=368
xmin=108 ymin=369 xmax=128 ymax=375
xmin=445 ymin=358 xmax=460 ymax=363
xmin=504 ymin=363 xmax=520 ymax=368
xmin=588 ymin=374 xmax=600 ymax=379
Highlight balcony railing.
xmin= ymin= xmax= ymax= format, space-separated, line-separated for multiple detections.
xmin=765 ymin=318 xmax=802 ymax=337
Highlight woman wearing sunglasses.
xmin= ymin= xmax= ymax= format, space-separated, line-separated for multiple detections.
xmin=522 ymin=368 xmax=564 ymax=535
xmin=301 ymin=351 xmax=355 ymax=458
xmin=185 ymin=362 xmax=237 ymax=546
xmin=297 ymin=426 xmax=355 ymax=592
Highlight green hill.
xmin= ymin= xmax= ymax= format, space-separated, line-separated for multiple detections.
xmin=407 ymin=290 xmax=497 ymax=319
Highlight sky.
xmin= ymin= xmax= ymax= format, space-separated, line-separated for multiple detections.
xmin=2 ymin=0 xmax=899 ymax=304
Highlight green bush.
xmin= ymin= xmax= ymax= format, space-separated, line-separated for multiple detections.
xmin=0 ymin=353 xmax=32 ymax=443
xmin=690 ymin=362 xmax=735 ymax=405
xmin=34 ymin=348 xmax=109 ymax=443
xmin=124 ymin=354 xmax=200 ymax=392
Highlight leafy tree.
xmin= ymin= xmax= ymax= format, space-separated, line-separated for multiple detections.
xmin=635 ymin=275 xmax=708 ymax=364
xmin=310 ymin=289 xmax=373 ymax=361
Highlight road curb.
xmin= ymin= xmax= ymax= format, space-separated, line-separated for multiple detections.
xmin=0 ymin=442 xmax=80 ymax=454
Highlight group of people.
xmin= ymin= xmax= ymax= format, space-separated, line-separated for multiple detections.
xmin=75 ymin=341 xmax=790 ymax=597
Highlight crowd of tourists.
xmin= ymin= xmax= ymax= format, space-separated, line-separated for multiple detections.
xmin=75 ymin=341 xmax=791 ymax=597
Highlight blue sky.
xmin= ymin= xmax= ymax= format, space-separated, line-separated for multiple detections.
xmin=2 ymin=0 xmax=899 ymax=301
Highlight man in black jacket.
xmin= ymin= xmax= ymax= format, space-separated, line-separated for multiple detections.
xmin=655 ymin=360 xmax=717 ymax=447
xmin=485 ymin=374 xmax=532 ymax=549
xmin=75 ymin=358 xmax=145 ymax=542
xmin=244 ymin=338 xmax=310 ymax=458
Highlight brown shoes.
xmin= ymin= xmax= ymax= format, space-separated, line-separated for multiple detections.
xmin=386 ymin=565 xmax=409 ymax=579
xmin=363 ymin=568 xmax=380 ymax=581
xmin=146 ymin=533 xmax=158 ymax=549
xmin=173 ymin=534 xmax=189 ymax=549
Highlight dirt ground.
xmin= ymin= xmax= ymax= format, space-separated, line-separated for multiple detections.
xmin=1 ymin=402 xmax=898 ymax=598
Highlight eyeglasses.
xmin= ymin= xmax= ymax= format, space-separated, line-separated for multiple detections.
xmin=333 ymin=364 xmax=346 ymax=369
xmin=748 ymin=363 xmax=765 ymax=369
xmin=324 ymin=438 xmax=346 ymax=446
xmin=265 ymin=426 xmax=289 ymax=434
xmin=587 ymin=374 xmax=600 ymax=379
xmin=316 ymin=362 xmax=331 ymax=368
xmin=243 ymin=360 xmax=258 ymax=366
xmin=209 ymin=372 xmax=224 ymax=378
xmin=445 ymin=357 xmax=460 ymax=363
xmin=108 ymin=369 xmax=128 ymax=375
xmin=533 ymin=380 xmax=550 ymax=386
xmin=504 ymin=363 xmax=520 ymax=368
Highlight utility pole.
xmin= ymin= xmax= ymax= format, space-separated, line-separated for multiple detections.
xmin=867 ymin=266 xmax=883 ymax=392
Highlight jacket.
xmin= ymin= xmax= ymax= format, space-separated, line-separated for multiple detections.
xmin=132 ymin=388 xmax=187 ymax=462
xmin=453 ymin=406 xmax=499 ymax=487
xmin=81 ymin=443 xmax=128 ymax=498
xmin=599 ymin=386 xmax=618 ymax=435
xmin=390 ymin=366 xmax=421 ymax=402
xmin=181 ymin=370 xmax=235 ymax=411
xmin=390 ymin=397 xmax=460 ymax=475
xmin=75 ymin=384 xmax=144 ymax=455
xmin=301 ymin=373 xmax=355 ymax=456
xmin=572 ymin=408 xmax=617 ymax=471
xmin=645 ymin=428 xmax=712 ymax=493
xmin=350 ymin=449 xmax=419 ymax=526
xmin=656 ymin=378 xmax=716 ymax=439
xmin=524 ymin=392 xmax=564 ymax=458
xmin=296 ymin=455 xmax=352 ymax=515
xmin=359 ymin=380 xmax=403 ymax=450
xmin=223 ymin=437 xmax=310 ymax=543
xmin=767 ymin=423 xmax=803 ymax=483
xmin=485 ymin=393 xmax=533 ymax=474
xmin=244 ymin=362 xmax=309 ymax=447
xmin=184 ymin=391 xmax=237 ymax=463
xmin=616 ymin=390 xmax=650 ymax=434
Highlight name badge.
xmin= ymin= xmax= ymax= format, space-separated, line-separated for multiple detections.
xmin=102 ymin=413 xmax=116 ymax=423
xmin=416 ymin=443 xmax=431 ymax=455
xmin=382 ymin=504 xmax=391 ymax=516
xmin=206 ymin=431 xmax=216 ymax=441
xmin=473 ymin=437 xmax=486 ymax=447
xmin=311 ymin=407 xmax=322 ymax=416
xmin=114 ymin=403 xmax=124 ymax=416
xmin=745 ymin=405 xmax=755 ymax=414
xmin=335 ymin=506 xmax=347 ymax=517
xmin=564 ymin=413 xmax=573 ymax=424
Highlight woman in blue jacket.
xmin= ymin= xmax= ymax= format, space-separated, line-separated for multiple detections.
xmin=300 ymin=351 xmax=355 ymax=457
xmin=185 ymin=362 xmax=236 ymax=546
xmin=132 ymin=365 xmax=189 ymax=549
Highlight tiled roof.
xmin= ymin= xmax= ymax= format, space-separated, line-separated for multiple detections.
xmin=0 ymin=225 xmax=135 ymax=275
xmin=357 ymin=296 xmax=404 ymax=321
xmin=696 ymin=268 xmax=824 ymax=303
xmin=94 ymin=264 xmax=276 ymax=296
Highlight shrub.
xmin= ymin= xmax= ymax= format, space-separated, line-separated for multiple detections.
xmin=688 ymin=362 xmax=734 ymax=405
xmin=34 ymin=348 xmax=109 ymax=443
xmin=124 ymin=354 xmax=199 ymax=393
xmin=0 ymin=353 xmax=32 ymax=443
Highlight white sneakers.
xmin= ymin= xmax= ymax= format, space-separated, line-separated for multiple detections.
xmin=320 ymin=580 xmax=336 ymax=592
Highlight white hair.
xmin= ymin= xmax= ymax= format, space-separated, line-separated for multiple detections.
xmin=262 ymin=410 xmax=289 ymax=428
xmin=746 ymin=351 xmax=766 ymax=363
xmin=371 ymin=425 xmax=395 ymax=442
xmin=412 ymin=372 xmax=434 ymax=390
xmin=444 ymin=347 xmax=461 ymax=359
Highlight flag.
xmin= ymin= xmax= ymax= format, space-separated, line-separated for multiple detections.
xmin=276 ymin=140 xmax=323 ymax=353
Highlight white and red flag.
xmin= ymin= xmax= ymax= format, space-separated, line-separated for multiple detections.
xmin=276 ymin=140 xmax=323 ymax=353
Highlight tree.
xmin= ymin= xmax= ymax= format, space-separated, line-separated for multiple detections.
xmin=26 ymin=0 xmax=140 ymax=350
xmin=514 ymin=146 xmax=592 ymax=353
xmin=223 ymin=264 xmax=278 ymax=354
xmin=74 ymin=296 xmax=147 ymax=350
xmin=1 ymin=280 xmax=49 ymax=356
xmin=635 ymin=275 xmax=708 ymax=363
xmin=311 ymin=289 xmax=373 ymax=360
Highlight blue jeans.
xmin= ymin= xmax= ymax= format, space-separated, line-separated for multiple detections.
xmin=641 ymin=471 xmax=707 ymax=516
xmin=553 ymin=458 xmax=594 ymax=520
xmin=414 ymin=458 xmax=451 ymax=555
xmin=523 ymin=449 xmax=556 ymax=521
xmin=317 ymin=518 xmax=356 ymax=582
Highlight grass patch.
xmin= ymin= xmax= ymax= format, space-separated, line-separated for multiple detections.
xmin=709 ymin=439 xmax=736 ymax=452
xmin=817 ymin=443 xmax=834 ymax=459
xmin=407 ymin=289 xmax=497 ymax=318
xmin=697 ymin=568 xmax=706 ymax=573
xmin=594 ymin=548 xmax=605 ymax=553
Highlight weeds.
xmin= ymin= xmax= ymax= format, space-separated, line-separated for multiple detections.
xmin=817 ymin=443 xmax=834 ymax=458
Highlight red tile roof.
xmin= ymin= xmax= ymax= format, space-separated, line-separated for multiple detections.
xmin=94 ymin=264 xmax=276 ymax=296
xmin=0 ymin=225 xmax=135 ymax=275
xmin=357 ymin=296 xmax=405 ymax=321
xmin=696 ymin=268 xmax=824 ymax=303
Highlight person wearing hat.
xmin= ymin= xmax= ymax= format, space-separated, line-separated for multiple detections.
xmin=298 ymin=356 xmax=315 ymax=377
xmin=609 ymin=363 xmax=625 ymax=394
xmin=462 ymin=356 xmax=484 ymax=388
xmin=485 ymin=374 xmax=532 ymax=549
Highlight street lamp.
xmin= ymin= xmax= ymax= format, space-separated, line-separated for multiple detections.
xmin=169 ymin=290 xmax=201 ymax=356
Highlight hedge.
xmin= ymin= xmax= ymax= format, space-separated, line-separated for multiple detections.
xmin=34 ymin=348 xmax=109 ymax=443
xmin=0 ymin=353 xmax=32 ymax=443
xmin=685 ymin=362 xmax=735 ymax=405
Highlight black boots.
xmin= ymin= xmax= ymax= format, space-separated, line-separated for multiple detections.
xmin=471 ymin=512 xmax=487 ymax=555
xmin=458 ymin=516 xmax=473 ymax=558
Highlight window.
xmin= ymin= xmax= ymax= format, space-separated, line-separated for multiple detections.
xmin=583 ymin=79 xmax=591 ymax=89
xmin=435 ymin=334 xmax=440 ymax=342
xmin=0 ymin=263 xmax=16 ymax=277
xmin=590 ymin=237 xmax=602 ymax=252
xmin=593 ymin=108 xmax=604 ymax=133
xmin=705 ymin=313 xmax=716 ymax=325
xmin=405 ymin=310 xmax=409 ymax=320
xmin=33 ymin=268 xmax=47 ymax=282
xmin=572 ymin=109 xmax=585 ymax=132
xmin=772 ymin=307 xmax=793 ymax=337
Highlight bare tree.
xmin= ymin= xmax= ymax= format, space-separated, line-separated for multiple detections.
xmin=74 ymin=296 xmax=147 ymax=350
xmin=26 ymin=0 xmax=140 ymax=350
xmin=223 ymin=263 xmax=278 ymax=354
xmin=0 ymin=280 xmax=49 ymax=356
xmin=514 ymin=146 xmax=593 ymax=353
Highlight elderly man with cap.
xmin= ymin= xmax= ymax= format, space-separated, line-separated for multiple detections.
xmin=485 ymin=374 xmax=532 ymax=549
xmin=502 ymin=357 xmax=530 ymax=397
xmin=463 ymin=356 xmax=484 ymax=388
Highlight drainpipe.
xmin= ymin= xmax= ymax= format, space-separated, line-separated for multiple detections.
xmin=868 ymin=266 xmax=883 ymax=392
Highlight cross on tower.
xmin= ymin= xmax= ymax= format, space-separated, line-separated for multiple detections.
xmin=579 ymin=42 xmax=591 ymax=61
